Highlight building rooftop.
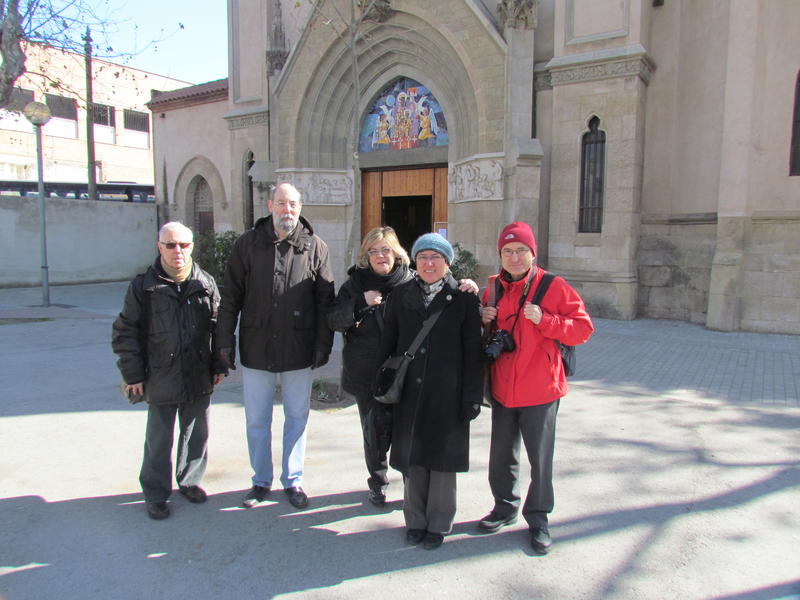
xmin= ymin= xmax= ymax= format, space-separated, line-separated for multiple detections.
xmin=147 ymin=78 xmax=229 ymax=111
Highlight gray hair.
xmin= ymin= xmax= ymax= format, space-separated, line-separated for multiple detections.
xmin=159 ymin=221 xmax=193 ymax=242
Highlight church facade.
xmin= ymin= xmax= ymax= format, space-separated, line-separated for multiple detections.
xmin=148 ymin=0 xmax=800 ymax=334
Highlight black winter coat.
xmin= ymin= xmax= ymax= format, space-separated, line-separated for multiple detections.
xmin=379 ymin=275 xmax=483 ymax=474
xmin=327 ymin=264 xmax=412 ymax=397
xmin=216 ymin=215 xmax=335 ymax=372
xmin=111 ymin=260 xmax=223 ymax=405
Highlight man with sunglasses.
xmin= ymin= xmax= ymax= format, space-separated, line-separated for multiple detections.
xmin=112 ymin=221 xmax=227 ymax=520
xmin=216 ymin=182 xmax=335 ymax=510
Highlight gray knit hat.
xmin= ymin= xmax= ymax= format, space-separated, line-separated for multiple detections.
xmin=411 ymin=233 xmax=454 ymax=265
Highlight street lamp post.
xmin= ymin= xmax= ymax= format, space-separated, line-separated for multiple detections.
xmin=23 ymin=101 xmax=52 ymax=307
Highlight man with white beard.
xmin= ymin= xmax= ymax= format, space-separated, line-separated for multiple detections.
xmin=216 ymin=182 xmax=335 ymax=510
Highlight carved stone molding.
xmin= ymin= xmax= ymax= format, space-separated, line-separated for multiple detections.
xmin=274 ymin=169 xmax=353 ymax=205
xmin=550 ymin=57 xmax=654 ymax=86
xmin=267 ymin=0 xmax=289 ymax=74
xmin=227 ymin=111 xmax=269 ymax=130
xmin=498 ymin=0 xmax=538 ymax=30
xmin=448 ymin=154 xmax=504 ymax=204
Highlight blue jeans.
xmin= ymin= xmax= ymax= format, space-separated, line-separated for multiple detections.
xmin=242 ymin=365 xmax=313 ymax=489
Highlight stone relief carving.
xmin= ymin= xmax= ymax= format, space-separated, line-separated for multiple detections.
xmin=550 ymin=57 xmax=654 ymax=86
xmin=448 ymin=157 xmax=504 ymax=203
xmin=227 ymin=112 xmax=269 ymax=130
xmin=275 ymin=170 xmax=353 ymax=205
xmin=498 ymin=0 xmax=538 ymax=29
xmin=359 ymin=0 xmax=393 ymax=22
xmin=534 ymin=70 xmax=552 ymax=91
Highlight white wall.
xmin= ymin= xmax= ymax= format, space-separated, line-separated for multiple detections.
xmin=0 ymin=195 xmax=157 ymax=286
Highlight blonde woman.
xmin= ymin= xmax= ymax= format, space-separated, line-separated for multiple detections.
xmin=328 ymin=227 xmax=413 ymax=506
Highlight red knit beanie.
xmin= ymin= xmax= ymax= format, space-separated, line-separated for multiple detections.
xmin=498 ymin=221 xmax=537 ymax=256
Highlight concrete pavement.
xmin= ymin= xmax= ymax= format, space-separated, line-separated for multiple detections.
xmin=0 ymin=281 xmax=798 ymax=600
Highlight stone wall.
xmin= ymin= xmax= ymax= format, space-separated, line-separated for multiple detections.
xmin=741 ymin=216 xmax=800 ymax=334
xmin=637 ymin=215 xmax=717 ymax=324
xmin=0 ymin=195 xmax=157 ymax=287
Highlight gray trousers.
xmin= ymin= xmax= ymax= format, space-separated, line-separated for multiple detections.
xmin=488 ymin=399 xmax=559 ymax=530
xmin=403 ymin=466 xmax=457 ymax=534
xmin=139 ymin=396 xmax=210 ymax=502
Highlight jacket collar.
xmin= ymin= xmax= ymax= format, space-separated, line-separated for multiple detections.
xmin=142 ymin=258 xmax=208 ymax=296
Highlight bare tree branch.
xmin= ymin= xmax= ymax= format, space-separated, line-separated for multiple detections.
xmin=0 ymin=0 xmax=182 ymax=109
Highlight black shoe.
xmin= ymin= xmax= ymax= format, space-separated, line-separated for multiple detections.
xmin=179 ymin=485 xmax=207 ymax=504
xmin=242 ymin=485 xmax=271 ymax=508
xmin=477 ymin=510 xmax=518 ymax=533
xmin=406 ymin=528 xmax=426 ymax=545
xmin=146 ymin=501 xmax=170 ymax=520
xmin=530 ymin=527 xmax=552 ymax=555
xmin=284 ymin=486 xmax=309 ymax=509
xmin=422 ymin=532 xmax=444 ymax=550
xmin=368 ymin=488 xmax=386 ymax=507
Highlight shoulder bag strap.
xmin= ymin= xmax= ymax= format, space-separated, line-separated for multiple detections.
xmin=403 ymin=308 xmax=444 ymax=359
xmin=507 ymin=268 xmax=538 ymax=335
xmin=531 ymin=271 xmax=556 ymax=306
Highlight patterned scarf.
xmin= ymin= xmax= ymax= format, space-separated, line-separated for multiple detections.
xmin=415 ymin=273 xmax=446 ymax=308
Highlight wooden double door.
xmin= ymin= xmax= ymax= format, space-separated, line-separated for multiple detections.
xmin=361 ymin=166 xmax=448 ymax=253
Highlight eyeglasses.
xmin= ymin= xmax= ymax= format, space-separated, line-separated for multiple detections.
xmin=367 ymin=248 xmax=392 ymax=257
xmin=501 ymin=247 xmax=531 ymax=257
xmin=159 ymin=241 xmax=192 ymax=250
xmin=416 ymin=253 xmax=444 ymax=263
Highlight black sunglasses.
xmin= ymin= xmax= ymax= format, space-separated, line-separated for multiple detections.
xmin=159 ymin=241 xmax=192 ymax=249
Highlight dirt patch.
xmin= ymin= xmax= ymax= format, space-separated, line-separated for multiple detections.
xmin=0 ymin=318 xmax=52 ymax=325
xmin=310 ymin=378 xmax=355 ymax=412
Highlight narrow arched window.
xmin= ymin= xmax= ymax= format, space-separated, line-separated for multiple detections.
xmin=244 ymin=151 xmax=255 ymax=229
xmin=579 ymin=116 xmax=605 ymax=233
xmin=193 ymin=177 xmax=214 ymax=235
xmin=790 ymin=72 xmax=800 ymax=175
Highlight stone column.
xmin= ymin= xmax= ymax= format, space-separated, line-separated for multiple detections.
xmin=706 ymin=1 xmax=758 ymax=331
xmin=500 ymin=0 xmax=542 ymax=227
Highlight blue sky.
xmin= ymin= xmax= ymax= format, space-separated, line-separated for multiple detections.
xmin=97 ymin=0 xmax=229 ymax=84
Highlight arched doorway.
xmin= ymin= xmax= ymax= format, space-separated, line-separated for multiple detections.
xmin=359 ymin=78 xmax=449 ymax=250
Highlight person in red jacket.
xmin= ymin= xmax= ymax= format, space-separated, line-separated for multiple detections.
xmin=477 ymin=221 xmax=594 ymax=554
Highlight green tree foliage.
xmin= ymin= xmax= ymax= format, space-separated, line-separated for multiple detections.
xmin=193 ymin=230 xmax=238 ymax=285
xmin=450 ymin=242 xmax=479 ymax=281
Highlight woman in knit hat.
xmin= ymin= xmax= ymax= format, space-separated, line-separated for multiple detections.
xmin=476 ymin=221 xmax=594 ymax=554
xmin=376 ymin=232 xmax=483 ymax=550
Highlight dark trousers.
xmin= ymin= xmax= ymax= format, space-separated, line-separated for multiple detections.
xmin=488 ymin=399 xmax=559 ymax=530
xmin=139 ymin=396 xmax=210 ymax=502
xmin=404 ymin=466 xmax=457 ymax=534
xmin=355 ymin=391 xmax=390 ymax=491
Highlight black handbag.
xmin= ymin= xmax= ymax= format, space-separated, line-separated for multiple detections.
xmin=374 ymin=308 xmax=443 ymax=405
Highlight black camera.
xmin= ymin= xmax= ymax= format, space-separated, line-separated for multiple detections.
xmin=483 ymin=329 xmax=515 ymax=363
